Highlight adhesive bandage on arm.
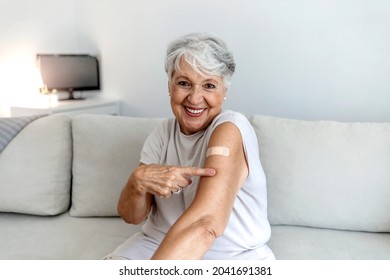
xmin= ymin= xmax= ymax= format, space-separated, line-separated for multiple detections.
xmin=206 ymin=146 xmax=230 ymax=157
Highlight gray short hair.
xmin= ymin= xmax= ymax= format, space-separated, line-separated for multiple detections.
xmin=165 ymin=33 xmax=236 ymax=89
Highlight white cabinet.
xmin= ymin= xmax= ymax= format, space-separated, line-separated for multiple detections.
xmin=10 ymin=99 xmax=121 ymax=117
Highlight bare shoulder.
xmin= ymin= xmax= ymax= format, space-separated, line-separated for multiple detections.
xmin=185 ymin=121 xmax=248 ymax=230
xmin=201 ymin=120 xmax=248 ymax=191
xmin=208 ymin=121 xmax=243 ymax=153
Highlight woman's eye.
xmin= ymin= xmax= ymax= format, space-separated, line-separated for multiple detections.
xmin=204 ymin=83 xmax=216 ymax=90
xmin=177 ymin=81 xmax=191 ymax=88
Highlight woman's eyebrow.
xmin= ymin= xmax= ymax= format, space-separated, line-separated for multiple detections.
xmin=175 ymin=75 xmax=189 ymax=80
xmin=174 ymin=75 xmax=220 ymax=85
xmin=204 ymin=78 xmax=220 ymax=85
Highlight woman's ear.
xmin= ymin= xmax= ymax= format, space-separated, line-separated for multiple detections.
xmin=168 ymin=81 xmax=171 ymax=96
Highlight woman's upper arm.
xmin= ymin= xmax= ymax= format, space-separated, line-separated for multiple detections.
xmin=185 ymin=121 xmax=248 ymax=235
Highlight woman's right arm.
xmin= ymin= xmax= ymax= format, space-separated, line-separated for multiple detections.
xmin=117 ymin=163 xmax=216 ymax=224
xmin=117 ymin=163 xmax=154 ymax=224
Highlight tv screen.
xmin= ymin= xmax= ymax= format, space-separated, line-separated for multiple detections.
xmin=37 ymin=54 xmax=100 ymax=100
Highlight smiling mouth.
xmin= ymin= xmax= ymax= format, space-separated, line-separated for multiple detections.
xmin=185 ymin=106 xmax=206 ymax=116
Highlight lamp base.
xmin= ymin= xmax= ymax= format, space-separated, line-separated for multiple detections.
xmin=59 ymin=90 xmax=85 ymax=101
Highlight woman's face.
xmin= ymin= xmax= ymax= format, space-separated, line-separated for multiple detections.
xmin=169 ymin=59 xmax=227 ymax=135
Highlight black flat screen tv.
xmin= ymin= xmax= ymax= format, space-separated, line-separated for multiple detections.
xmin=37 ymin=54 xmax=100 ymax=100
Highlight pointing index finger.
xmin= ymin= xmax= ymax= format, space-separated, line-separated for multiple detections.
xmin=182 ymin=166 xmax=216 ymax=177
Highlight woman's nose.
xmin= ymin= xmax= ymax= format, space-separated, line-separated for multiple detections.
xmin=187 ymin=86 xmax=203 ymax=104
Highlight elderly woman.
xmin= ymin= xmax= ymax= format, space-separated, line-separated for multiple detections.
xmin=106 ymin=33 xmax=274 ymax=260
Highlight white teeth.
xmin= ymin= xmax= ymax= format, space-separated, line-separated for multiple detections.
xmin=186 ymin=107 xmax=204 ymax=114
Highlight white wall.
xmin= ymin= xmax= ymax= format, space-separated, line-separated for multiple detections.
xmin=76 ymin=0 xmax=390 ymax=122
xmin=1 ymin=0 xmax=389 ymax=122
xmin=0 ymin=0 xmax=82 ymax=115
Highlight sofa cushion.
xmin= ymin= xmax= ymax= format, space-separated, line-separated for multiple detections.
xmin=0 ymin=114 xmax=46 ymax=153
xmin=0 ymin=115 xmax=72 ymax=215
xmin=268 ymin=225 xmax=390 ymax=260
xmin=70 ymin=115 xmax=163 ymax=217
xmin=252 ymin=115 xmax=390 ymax=232
xmin=0 ymin=212 xmax=142 ymax=259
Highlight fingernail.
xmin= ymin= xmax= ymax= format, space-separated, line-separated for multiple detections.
xmin=209 ymin=168 xmax=216 ymax=175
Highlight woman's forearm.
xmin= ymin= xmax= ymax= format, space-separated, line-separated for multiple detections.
xmin=151 ymin=215 xmax=220 ymax=260
xmin=117 ymin=164 xmax=215 ymax=225
xmin=117 ymin=169 xmax=153 ymax=224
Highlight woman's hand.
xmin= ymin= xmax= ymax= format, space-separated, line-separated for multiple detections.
xmin=131 ymin=164 xmax=216 ymax=198
xmin=119 ymin=163 xmax=215 ymax=224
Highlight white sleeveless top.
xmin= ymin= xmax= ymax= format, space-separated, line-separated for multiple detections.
xmin=111 ymin=110 xmax=274 ymax=260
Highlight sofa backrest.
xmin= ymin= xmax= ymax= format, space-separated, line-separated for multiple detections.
xmin=0 ymin=114 xmax=72 ymax=216
xmin=70 ymin=114 xmax=163 ymax=217
xmin=3 ymin=113 xmax=389 ymax=234
xmin=252 ymin=115 xmax=390 ymax=232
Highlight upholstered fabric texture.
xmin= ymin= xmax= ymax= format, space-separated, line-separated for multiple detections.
xmin=70 ymin=115 xmax=163 ymax=216
xmin=268 ymin=225 xmax=390 ymax=260
xmin=0 ymin=212 xmax=142 ymax=259
xmin=0 ymin=114 xmax=47 ymax=153
xmin=252 ymin=115 xmax=390 ymax=232
xmin=0 ymin=115 xmax=72 ymax=215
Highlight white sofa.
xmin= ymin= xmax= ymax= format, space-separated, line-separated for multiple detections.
xmin=0 ymin=114 xmax=389 ymax=260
